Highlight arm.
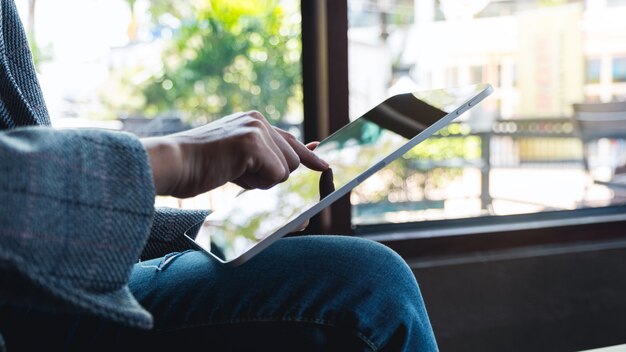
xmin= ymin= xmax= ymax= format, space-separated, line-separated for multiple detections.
xmin=141 ymin=110 xmax=329 ymax=198
xmin=0 ymin=126 xmax=155 ymax=328
xmin=139 ymin=111 xmax=328 ymax=259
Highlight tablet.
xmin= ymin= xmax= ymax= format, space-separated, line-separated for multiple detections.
xmin=186 ymin=83 xmax=493 ymax=266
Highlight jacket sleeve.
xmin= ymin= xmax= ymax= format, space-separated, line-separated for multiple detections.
xmin=141 ymin=207 xmax=210 ymax=261
xmin=0 ymin=126 xmax=156 ymax=328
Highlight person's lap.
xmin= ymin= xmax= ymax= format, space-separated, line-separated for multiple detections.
xmin=0 ymin=235 xmax=437 ymax=351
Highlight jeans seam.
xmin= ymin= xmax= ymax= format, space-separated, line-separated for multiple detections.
xmin=153 ymin=316 xmax=379 ymax=351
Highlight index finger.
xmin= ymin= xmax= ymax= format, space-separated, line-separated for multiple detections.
xmin=275 ymin=129 xmax=329 ymax=171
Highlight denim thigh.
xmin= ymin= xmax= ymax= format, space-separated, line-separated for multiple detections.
xmin=0 ymin=235 xmax=438 ymax=352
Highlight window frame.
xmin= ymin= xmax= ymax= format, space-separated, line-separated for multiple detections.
xmin=301 ymin=0 xmax=352 ymax=234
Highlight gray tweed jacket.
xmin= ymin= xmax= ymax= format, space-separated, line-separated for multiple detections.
xmin=0 ymin=0 xmax=209 ymax=349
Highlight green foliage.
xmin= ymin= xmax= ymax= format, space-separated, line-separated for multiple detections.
xmin=352 ymin=123 xmax=483 ymax=205
xmin=27 ymin=38 xmax=52 ymax=73
xmin=405 ymin=123 xmax=481 ymax=161
xmin=105 ymin=0 xmax=301 ymax=124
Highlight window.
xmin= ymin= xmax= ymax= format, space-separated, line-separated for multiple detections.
xmin=19 ymin=0 xmax=626 ymax=229
xmin=613 ymin=57 xmax=626 ymax=83
xmin=348 ymin=0 xmax=626 ymax=226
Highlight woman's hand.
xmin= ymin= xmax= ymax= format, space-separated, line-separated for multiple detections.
xmin=141 ymin=111 xmax=329 ymax=198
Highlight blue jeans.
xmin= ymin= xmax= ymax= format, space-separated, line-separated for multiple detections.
xmin=0 ymin=235 xmax=438 ymax=351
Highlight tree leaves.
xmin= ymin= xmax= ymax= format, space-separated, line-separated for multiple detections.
xmin=104 ymin=0 xmax=301 ymax=125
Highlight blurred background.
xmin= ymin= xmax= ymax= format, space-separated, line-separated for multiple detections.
xmin=16 ymin=0 xmax=303 ymax=210
xmin=16 ymin=0 xmax=626 ymax=227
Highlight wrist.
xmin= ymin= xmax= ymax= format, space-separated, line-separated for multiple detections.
xmin=141 ymin=137 xmax=183 ymax=196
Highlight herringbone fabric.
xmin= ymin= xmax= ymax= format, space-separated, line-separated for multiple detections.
xmin=0 ymin=0 xmax=49 ymax=128
xmin=0 ymin=1 xmax=208 ymax=350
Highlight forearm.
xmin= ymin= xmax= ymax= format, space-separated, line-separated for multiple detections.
xmin=0 ymin=126 xmax=155 ymax=328
xmin=138 ymin=111 xmax=328 ymax=199
xmin=141 ymin=136 xmax=183 ymax=196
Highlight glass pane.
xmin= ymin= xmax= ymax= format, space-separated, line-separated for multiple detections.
xmin=613 ymin=57 xmax=626 ymax=83
xmin=17 ymin=0 xmax=302 ymax=209
xmin=348 ymin=0 xmax=626 ymax=225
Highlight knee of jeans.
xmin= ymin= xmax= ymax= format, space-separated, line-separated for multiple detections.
xmin=355 ymin=240 xmax=430 ymax=315
xmin=331 ymin=238 xmax=435 ymax=347
xmin=365 ymin=240 xmax=422 ymax=294
xmin=322 ymin=238 xmax=422 ymax=303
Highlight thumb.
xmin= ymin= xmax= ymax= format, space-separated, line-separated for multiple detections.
xmin=306 ymin=141 xmax=320 ymax=150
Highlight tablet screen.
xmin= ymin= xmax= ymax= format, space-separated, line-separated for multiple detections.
xmin=190 ymin=84 xmax=491 ymax=264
